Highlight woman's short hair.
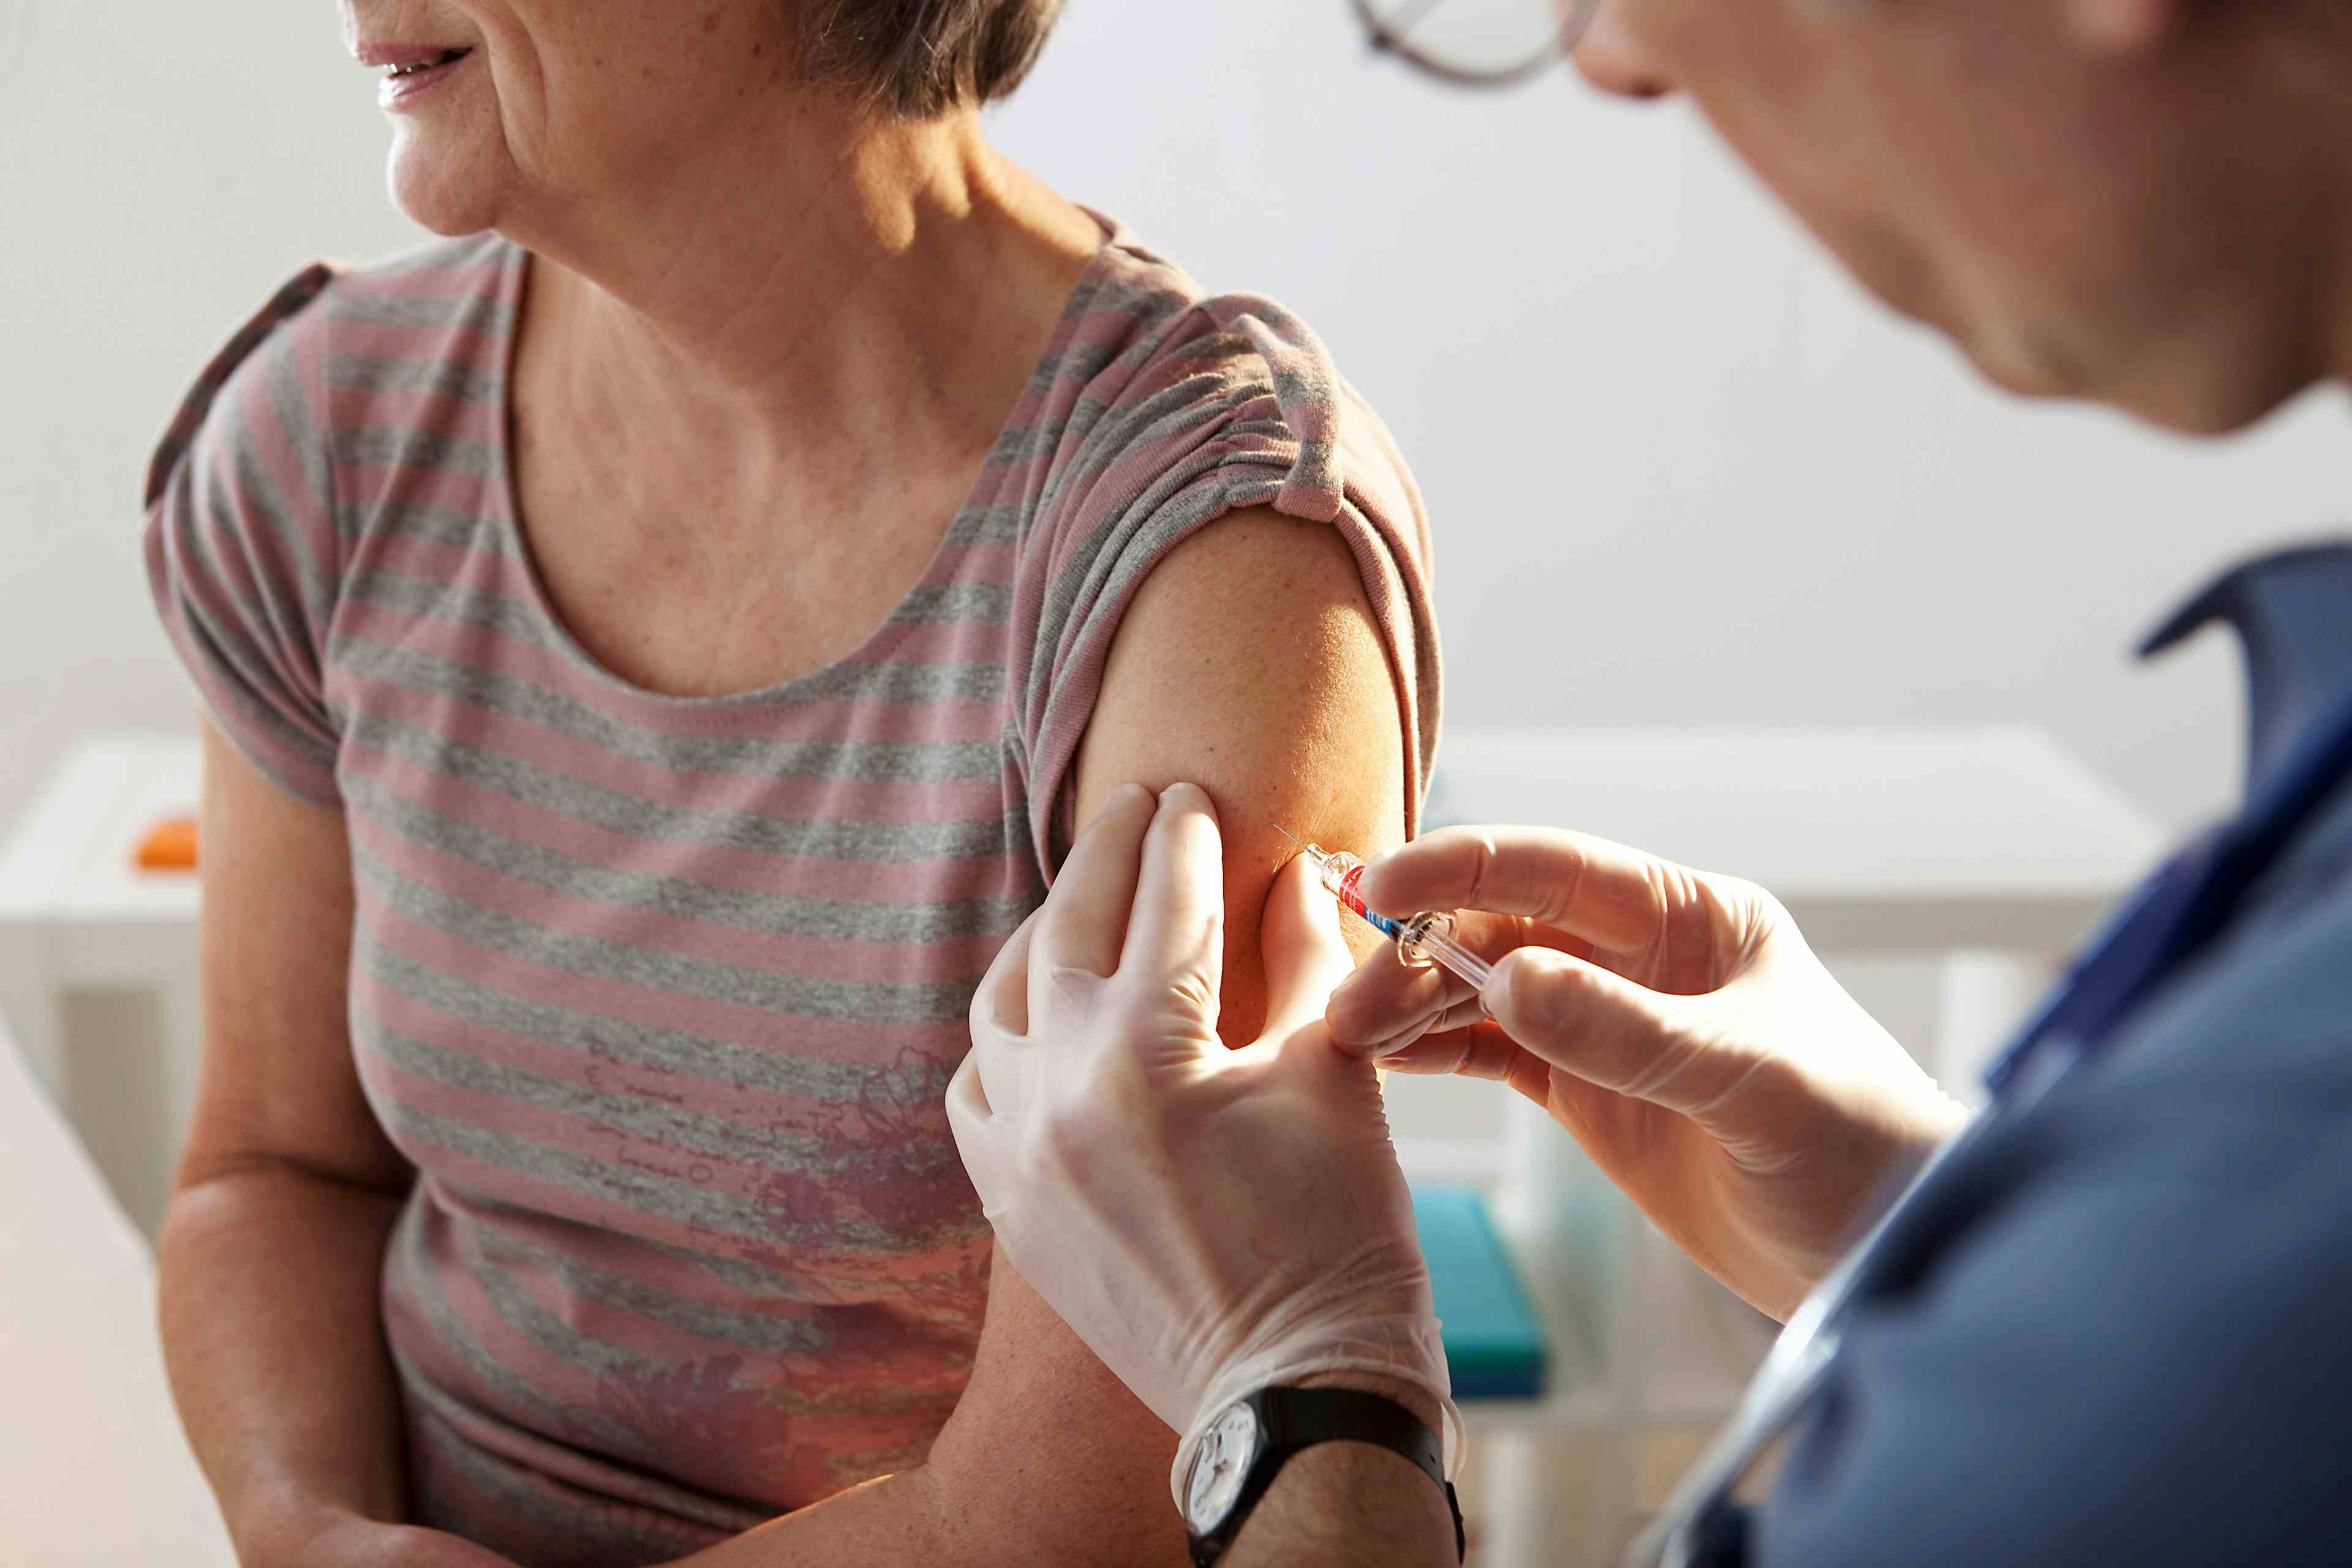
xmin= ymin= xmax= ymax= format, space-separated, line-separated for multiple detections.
xmin=805 ymin=0 xmax=1064 ymax=118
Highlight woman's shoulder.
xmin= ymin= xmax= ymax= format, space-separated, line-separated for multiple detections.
xmin=145 ymin=232 xmax=518 ymax=511
xmin=1079 ymin=227 xmax=1362 ymax=418
xmin=1001 ymin=221 xmax=1442 ymax=871
xmin=1032 ymin=221 xmax=1423 ymax=548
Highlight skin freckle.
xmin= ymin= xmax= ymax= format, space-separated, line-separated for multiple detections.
xmin=703 ymin=9 xmax=720 ymax=32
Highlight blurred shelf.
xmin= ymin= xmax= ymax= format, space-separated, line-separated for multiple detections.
xmin=0 ymin=733 xmax=204 ymax=1232
xmin=1415 ymin=1184 xmax=1549 ymax=1402
xmin=1430 ymin=725 xmax=2168 ymax=954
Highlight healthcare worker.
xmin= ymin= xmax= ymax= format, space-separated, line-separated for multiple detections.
xmin=948 ymin=0 xmax=2352 ymax=1562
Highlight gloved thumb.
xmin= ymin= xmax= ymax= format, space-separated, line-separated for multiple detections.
xmin=1260 ymin=851 xmax=1359 ymax=1036
xmin=1484 ymin=946 xmax=1755 ymax=1118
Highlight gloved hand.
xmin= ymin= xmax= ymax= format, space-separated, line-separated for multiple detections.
xmin=1327 ymin=825 xmax=1970 ymax=1321
xmin=946 ymin=783 xmax=1459 ymax=1510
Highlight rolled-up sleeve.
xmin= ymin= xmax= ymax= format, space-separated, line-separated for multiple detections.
xmin=1008 ymin=293 xmax=1440 ymax=878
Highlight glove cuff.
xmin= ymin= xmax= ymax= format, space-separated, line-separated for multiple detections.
xmin=1169 ymin=1318 xmax=1461 ymax=1516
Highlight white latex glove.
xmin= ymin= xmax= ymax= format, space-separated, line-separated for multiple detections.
xmin=1327 ymin=825 xmax=1971 ymax=1321
xmin=947 ymin=783 xmax=1460 ymax=1511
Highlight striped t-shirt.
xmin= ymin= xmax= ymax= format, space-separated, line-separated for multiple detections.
xmin=144 ymin=219 xmax=1439 ymax=1566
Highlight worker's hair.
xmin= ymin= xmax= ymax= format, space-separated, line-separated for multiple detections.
xmin=802 ymin=0 xmax=1065 ymax=118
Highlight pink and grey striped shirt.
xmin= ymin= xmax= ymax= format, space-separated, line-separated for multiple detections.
xmin=145 ymin=218 xmax=1439 ymax=1566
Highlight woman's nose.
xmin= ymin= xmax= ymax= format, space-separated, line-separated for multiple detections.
xmin=1571 ymin=0 xmax=1678 ymax=99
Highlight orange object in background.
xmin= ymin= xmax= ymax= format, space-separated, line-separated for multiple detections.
xmin=135 ymin=815 xmax=198 ymax=871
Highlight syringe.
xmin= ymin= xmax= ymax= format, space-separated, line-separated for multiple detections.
xmin=1278 ymin=827 xmax=1492 ymax=990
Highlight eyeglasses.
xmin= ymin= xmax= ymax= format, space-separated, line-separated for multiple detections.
xmin=1351 ymin=0 xmax=1601 ymax=88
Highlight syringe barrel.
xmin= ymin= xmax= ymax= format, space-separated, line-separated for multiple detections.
xmin=1296 ymin=839 xmax=1490 ymax=987
xmin=1311 ymin=846 xmax=1366 ymax=900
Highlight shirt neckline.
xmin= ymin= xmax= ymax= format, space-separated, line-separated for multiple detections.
xmin=484 ymin=216 xmax=1132 ymax=712
xmin=2139 ymin=540 xmax=2352 ymax=796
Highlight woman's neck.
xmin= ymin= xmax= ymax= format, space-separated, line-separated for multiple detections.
xmin=505 ymin=99 xmax=1102 ymax=484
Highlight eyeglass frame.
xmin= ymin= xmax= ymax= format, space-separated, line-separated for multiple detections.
xmin=1349 ymin=0 xmax=1604 ymax=88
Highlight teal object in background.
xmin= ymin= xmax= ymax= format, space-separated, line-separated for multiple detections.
xmin=1411 ymin=1183 xmax=1549 ymax=1400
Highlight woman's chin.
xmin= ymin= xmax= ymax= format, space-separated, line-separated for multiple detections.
xmin=386 ymin=143 xmax=503 ymax=238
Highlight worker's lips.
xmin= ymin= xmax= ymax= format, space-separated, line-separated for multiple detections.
xmin=363 ymin=43 xmax=475 ymax=108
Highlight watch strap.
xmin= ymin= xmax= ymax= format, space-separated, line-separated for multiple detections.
xmin=1187 ymin=1387 xmax=1463 ymax=1566
xmin=1261 ymin=1385 xmax=1446 ymax=1494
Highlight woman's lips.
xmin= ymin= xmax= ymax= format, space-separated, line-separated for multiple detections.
xmin=364 ymin=43 xmax=475 ymax=110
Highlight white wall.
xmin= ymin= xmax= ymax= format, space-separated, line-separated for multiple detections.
xmin=6 ymin=0 xmax=2346 ymax=836
xmin=989 ymin=4 xmax=2348 ymax=835
xmin=2 ymin=1 xmax=427 ymax=818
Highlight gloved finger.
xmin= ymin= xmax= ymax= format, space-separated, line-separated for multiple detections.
xmin=944 ymin=1052 xmax=1011 ymax=1212
xmin=1485 ymin=946 xmax=1755 ymax=1117
xmin=1327 ymin=965 xmax=1455 ymax=1060
xmin=1119 ymin=783 xmax=1226 ymax=1018
xmin=945 ymin=1047 xmax=993 ymax=1127
xmin=974 ymin=1023 xmax=1049 ymax=1126
xmin=966 ymin=937 xmax=1052 ymax=1125
xmin=1326 ymin=908 xmax=1539 ymax=1055
xmin=1420 ymin=992 xmax=1496 ymax=1041
xmin=975 ymin=908 xmax=1044 ymax=1037
xmin=1033 ymin=783 xmax=1158 ymax=1022
xmin=1258 ymin=851 xmax=1357 ymax=1036
xmin=1379 ymin=1022 xmax=1562 ymax=1130
xmin=1373 ymin=1019 xmax=1539 ymax=1083
xmin=1357 ymin=824 xmax=1703 ymax=954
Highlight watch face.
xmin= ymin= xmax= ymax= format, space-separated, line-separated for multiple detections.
xmin=1184 ymin=1401 xmax=1261 ymax=1532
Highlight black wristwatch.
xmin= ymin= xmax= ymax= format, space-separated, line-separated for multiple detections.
xmin=1179 ymin=1385 xmax=1464 ymax=1566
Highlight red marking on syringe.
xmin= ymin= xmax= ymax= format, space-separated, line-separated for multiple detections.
xmin=1281 ymin=826 xmax=1496 ymax=990
xmin=1336 ymin=862 xmax=1409 ymax=941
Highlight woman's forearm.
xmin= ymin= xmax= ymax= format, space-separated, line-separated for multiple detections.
xmin=655 ymin=1471 xmax=949 ymax=1568
xmin=660 ymin=1253 xmax=1186 ymax=1568
xmin=158 ymin=1163 xmax=412 ymax=1561
xmin=655 ymin=1459 xmax=1156 ymax=1568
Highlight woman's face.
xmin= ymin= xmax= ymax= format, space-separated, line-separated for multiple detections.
xmin=341 ymin=0 xmax=798 ymax=237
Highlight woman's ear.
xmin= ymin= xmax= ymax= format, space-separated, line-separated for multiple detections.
xmin=2064 ymin=0 xmax=2187 ymax=56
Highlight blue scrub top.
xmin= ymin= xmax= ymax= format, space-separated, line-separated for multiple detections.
xmin=1754 ymin=542 xmax=2352 ymax=1567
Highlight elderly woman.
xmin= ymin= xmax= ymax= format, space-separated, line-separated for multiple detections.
xmin=143 ymin=4 xmax=1438 ymax=1566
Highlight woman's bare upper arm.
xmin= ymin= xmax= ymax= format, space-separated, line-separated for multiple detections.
xmin=1071 ymin=504 xmax=1411 ymax=1039
xmin=177 ymin=720 xmax=409 ymax=1197
xmin=921 ymin=509 xmax=1415 ymax=1561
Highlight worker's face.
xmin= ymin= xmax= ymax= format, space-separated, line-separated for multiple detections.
xmin=1570 ymin=0 xmax=2335 ymax=434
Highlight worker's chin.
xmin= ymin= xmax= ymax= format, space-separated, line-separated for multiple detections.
xmin=1829 ymin=235 xmax=2085 ymax=401
xmin=1915 ymin=295 xmax=2102 ymax=404
xmin=1955 ymin=336 xmax=2078 ymax=402
xmin=1953 ymin=318 xmax=2284 ymax=436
